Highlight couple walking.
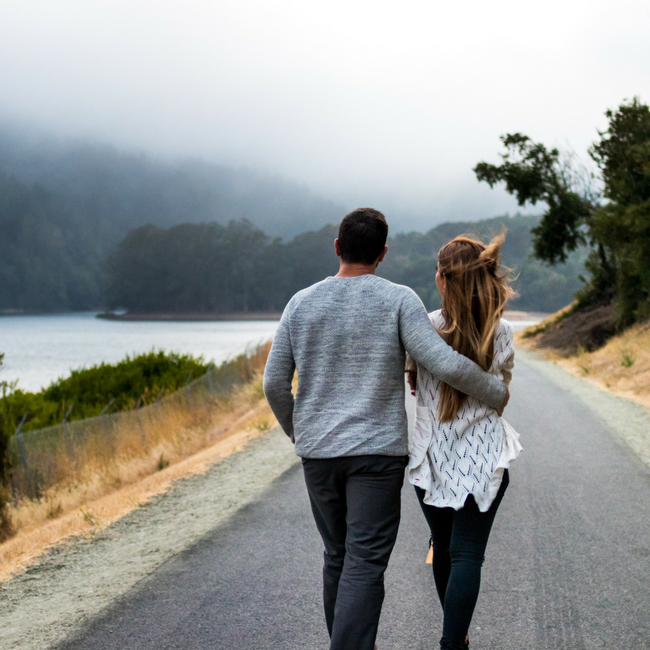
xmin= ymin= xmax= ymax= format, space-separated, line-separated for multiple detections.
xmin=263 ymin=208 xmax=521 ymax=650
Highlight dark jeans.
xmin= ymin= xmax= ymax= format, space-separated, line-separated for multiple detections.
xmin=415 ymin=470 xmax=509 ymax=650
xmin=302 ymin=455 xmax=409 ymax=650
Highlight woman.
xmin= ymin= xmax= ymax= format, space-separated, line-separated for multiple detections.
xmin=406 ymin=233 xmax=522 ymax=650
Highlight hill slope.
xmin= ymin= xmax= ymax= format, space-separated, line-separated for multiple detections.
xmin=0 ymin=127 xmax=585 ymax=313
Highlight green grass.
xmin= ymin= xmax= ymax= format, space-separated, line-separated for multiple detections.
xmin=622 ymin=350 xmax=635 ymax=368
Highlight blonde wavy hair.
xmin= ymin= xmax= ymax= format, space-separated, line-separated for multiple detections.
xmin=436 ymin=232 xmax=514 ymax=422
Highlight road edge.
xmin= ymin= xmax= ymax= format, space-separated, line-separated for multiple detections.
xmin=516 ymin=347 xmax=650 ymax=470
xmin=0 ymin=427 xmax=299 ymax=650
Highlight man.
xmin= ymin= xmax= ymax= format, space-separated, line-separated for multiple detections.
xmin=263 ymin=208 xmax=508 ymax=650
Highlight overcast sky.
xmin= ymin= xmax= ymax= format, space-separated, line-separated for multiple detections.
xmin=1 ymin=0 xmax=649 ymax=230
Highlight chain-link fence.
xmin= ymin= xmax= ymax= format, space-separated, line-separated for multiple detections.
xmin=6 ymin=343 xmax=270 ymax=500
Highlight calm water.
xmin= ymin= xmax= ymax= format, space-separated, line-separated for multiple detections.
xmin=0 ymin=312 xmax=542 ymax=394
xmin=0 ymin=313 xmax=279 ymax=392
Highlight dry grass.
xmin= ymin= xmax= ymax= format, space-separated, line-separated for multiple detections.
xmin=8 ymin=374 xmax=265 ymax=530
xmin=0 ymin=393 xmax=277 ymax=582
xmin=0 ymin=342 xmax=284 ymax=580
xmin=8 ymin=343 xmax=273 ymax=500
xmin=517 ymin=320 xmax=650 ymax=408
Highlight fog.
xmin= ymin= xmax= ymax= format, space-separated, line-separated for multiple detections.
xmin=1 ymin=0 xmax=649 ymax=230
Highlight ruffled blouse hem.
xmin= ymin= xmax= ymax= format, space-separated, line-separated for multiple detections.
xmin=408 ymin=418 xmax=522 ymax=513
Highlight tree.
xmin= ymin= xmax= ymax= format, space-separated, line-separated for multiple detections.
xmin=589 ymin=98 xmax=650 ymax=324
xmin=474 ymin=98 xmax=650 ymax=326
xmin=475 ymin=134 xmax=595 ymax=264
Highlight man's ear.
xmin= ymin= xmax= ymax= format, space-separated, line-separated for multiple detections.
xmin=334 ymin=238 xmax=342 ymax=258
xmin=377 ymin=245 xmax=388 ymax=263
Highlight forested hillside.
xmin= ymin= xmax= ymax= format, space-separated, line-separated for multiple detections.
xmin=106 ymin=214 xmax=585 ymax=314
xmin=0 ymin=126 xmax=586 ymax=314
xmin=0 ymin=174 xmax=102 ymax=310
xmin=0 ymin=126 xmax=341 ymax=311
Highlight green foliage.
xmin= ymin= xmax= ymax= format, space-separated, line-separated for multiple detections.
xmin=589 ymin=98 xmax=650 ymax=325
xmin=0 ymin=350 xmax=209 ymax=434
xmin=475 ymin=98 xmax=650 ymax=328
xmin=156 ymin=454 xmax=170 ymax=471
xmin=621 ymin=350 xmax=635 ymax=368
xmin=474 ymin=133 xmax=595 ymax=265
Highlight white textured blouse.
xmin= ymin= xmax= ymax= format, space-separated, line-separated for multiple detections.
xmin=407 ymin=310 xmax=522 ymax=513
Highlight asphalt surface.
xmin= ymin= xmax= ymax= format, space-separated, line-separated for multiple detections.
xmin=53 ymin=356 xmax=650 ymax=650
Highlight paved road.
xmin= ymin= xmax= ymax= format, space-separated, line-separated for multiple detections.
xmin=53 ymin=356 xmax=650 ymax=650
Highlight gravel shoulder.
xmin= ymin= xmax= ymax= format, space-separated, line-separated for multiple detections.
xmin=0 ymin=428 xmax=299 ymax=650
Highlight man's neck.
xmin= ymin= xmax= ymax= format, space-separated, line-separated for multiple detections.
xmin=335 ymin=262 xmax=378 ymax=277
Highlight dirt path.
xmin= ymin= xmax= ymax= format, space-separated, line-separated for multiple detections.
xmin=0 ymin=428 xmax=298 ymax=650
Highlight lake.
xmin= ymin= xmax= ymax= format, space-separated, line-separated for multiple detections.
xmin=0 ymin=313 xmax=280 ymax=392
xmin=0 ymin=312 xmax=543 ymax=393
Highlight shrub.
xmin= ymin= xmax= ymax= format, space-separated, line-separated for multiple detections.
xmin=0 ymin=350 xmax=210 ymax=433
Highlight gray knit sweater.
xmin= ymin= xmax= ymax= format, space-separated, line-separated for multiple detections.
xmin=263 ymin=275 xmax=506 ymax=458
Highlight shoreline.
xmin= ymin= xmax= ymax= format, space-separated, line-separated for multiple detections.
xmin=98 ymin=309 xmax=547 ymax=323
xmin=1 ymin=309 xmax=546 ymax=323
xmin=503 ymin=310 xmax=549 ymax=322
xmin=97 ymin=311 xmax=283 ymax=322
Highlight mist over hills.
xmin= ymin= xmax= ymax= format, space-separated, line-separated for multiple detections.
xmin=0 ymin=125 xmax=341 ymax=311
xmin=0 ymin=124 xmax=344 ymax=242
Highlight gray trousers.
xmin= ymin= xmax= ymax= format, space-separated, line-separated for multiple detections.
xmin=302 ymin=455 xmax=409 ymax=650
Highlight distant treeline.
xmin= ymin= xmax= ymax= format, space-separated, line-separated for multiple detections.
xmin=106 ymin=214 xmax=585 ymax=314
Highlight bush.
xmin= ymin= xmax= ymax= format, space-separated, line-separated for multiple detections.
xmin=0 ymin=350 xmax=210 ymax=434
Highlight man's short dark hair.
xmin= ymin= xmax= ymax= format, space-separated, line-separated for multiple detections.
xmin=338 ymin=208 xmax=389 ymax=265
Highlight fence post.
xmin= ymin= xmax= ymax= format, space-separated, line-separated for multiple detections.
xmin=62 ymin=404 xmax=76 ymax=468
xmin=15 ymin=413 xmax=28 ymax=465
xmin=185 ymin=371 xmax=194 ymax=406
xmin=15 ymin=413 xmax=36 ymax=497
xmin=100 ymin=408 xmax=116 ymax=459
xmin=154 ymin=389 xmax=165 ymax=422
xmin=63 ymin=422 xmax=76 ymax=469
xmin=16 ymin=431 xmax=28 ymax=471
xmin=100 ymin=399 xmax=115 ymax=417
xmin=207 ymin=363 xmax=215 ymax=393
